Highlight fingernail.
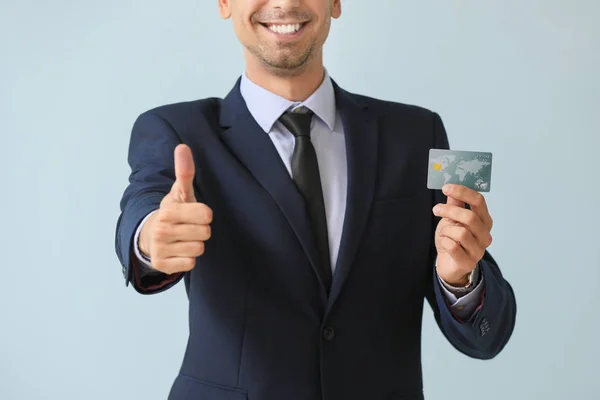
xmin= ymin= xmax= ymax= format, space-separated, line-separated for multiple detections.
xmin=443 ymin=184 xmax=451 ymax=194
xmin=433 ymin=205 xmax=441 ymax=214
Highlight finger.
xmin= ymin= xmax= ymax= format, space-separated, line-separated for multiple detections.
xmin=155 ymin=223 xmax=211 ymax=243
xmin=438 ymin=236 xmax=471 ymax=265
xmin=172 ymin=144 xmax=196 ymax=203
xmin=155 ymin=241 xmax=205 ymax=259
xmin=433 ymin=205 xmax=490 ymax=246
xmin=157 ymin=203 xmax=213 ymax=225
xmin=443 ymin=184 xmax=492 ymax=229
xmin=439 ymin=224 xmax=483 ymax=260
xmin=152 ymin=257 xmax=197 ymax=274
xmin=445 ymin=192 xmax=465 ymax=209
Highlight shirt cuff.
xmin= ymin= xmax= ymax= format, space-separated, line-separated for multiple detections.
xmin=439 ymin=263 xmax=480 ymax=296
xmin=437 ymin=264 xmax=485 ymax=321
xmin=133 ymin=209 xmax=160 ymax=275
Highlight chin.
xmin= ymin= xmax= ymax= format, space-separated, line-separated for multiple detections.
xmin=267 ymin=51 xmax=313 ymax=71
xmin=266 ymin=42 xmax=314 ymax=65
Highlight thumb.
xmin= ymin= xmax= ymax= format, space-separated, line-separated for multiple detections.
xmin=171 ymin=144 xmax=196 ymax=203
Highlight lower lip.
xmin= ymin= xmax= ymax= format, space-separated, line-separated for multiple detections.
xmin=261 ymin=23 xmax=307 ymax=40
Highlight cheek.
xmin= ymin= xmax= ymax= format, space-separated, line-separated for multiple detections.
xmin=314 ymin=19 xmax=332 ymax=43
xmin=231 ymin=13 xmax=256 ymax=44
xmin=244 ymin=0 xmax=268 ymax=20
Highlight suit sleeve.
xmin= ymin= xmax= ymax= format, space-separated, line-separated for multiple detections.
xmin=114 ymin=111 xmax=186 ymax=294
xmin=424 ymin=112 xmax=517 ymax=359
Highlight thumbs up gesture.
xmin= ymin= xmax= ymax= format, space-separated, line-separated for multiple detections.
xmin=169 ymin=143 xmax=198 ymax=204
xmin=138 ymin=144 xmax=213 ymax=274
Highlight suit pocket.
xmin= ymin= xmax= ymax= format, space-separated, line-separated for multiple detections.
xmin=168 ymin=373 xmax=248 ymax=400
xmin=370 ymin=196 xmax=418 ymax=218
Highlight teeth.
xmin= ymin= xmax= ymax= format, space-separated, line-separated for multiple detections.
xmin=268 ymin=23 xmax=302 ymax=34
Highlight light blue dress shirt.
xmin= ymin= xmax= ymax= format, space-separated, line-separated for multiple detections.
xmin=133 ymin=71 xmax=484 ymax=319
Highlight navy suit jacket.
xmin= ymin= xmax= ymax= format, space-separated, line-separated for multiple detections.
xmin=115 ymin=78 xmax=516 ymax=400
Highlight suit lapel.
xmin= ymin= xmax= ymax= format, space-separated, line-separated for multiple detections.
xmin=328 ymin=83 xmax=378 ymax=308
xmin=219 ymin=80 xmax=329 ymax=300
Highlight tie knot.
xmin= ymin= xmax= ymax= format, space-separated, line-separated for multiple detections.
xmin=279 ymin=109 xmax=314 ymax=138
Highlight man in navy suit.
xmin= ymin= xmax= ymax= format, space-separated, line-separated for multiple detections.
xmin=115 ymin=1 xmax=516 ymax=399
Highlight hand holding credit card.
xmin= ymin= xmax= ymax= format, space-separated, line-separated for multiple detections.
xmin=428 ymin=148 xmax=495 ymax=287
xmin=427 ymin=149 xmax=492 ymax=192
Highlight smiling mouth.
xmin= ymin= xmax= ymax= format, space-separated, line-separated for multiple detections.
xmin=260 ymin=22 xmax=308 ymax=35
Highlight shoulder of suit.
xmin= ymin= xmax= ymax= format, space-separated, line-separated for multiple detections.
xmin=140 ymin=97 xmax=223 ymax=120
xmin=349 ymin=91 xmax=438 ymax=121
xmin=133 ymin=97 xmax=224 ymax=133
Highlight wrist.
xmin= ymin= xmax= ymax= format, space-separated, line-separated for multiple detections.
xmin=138 ymin=214 xmax=157 ymax=258
xmin=443 ymin=273 xmax=470 ymax=287
xmin=439 ymin=265 xmax=476 ymax=288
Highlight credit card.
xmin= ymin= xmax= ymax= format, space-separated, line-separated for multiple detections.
xmin=427 ymin=149 xmax=492 ymax=192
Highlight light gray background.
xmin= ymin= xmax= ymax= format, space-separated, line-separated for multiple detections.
xmin=1 ymin=1 xmax=599 ymax=399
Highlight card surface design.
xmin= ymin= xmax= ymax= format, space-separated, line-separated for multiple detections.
xmin=427 ymin=149 xmax=492 ymax=192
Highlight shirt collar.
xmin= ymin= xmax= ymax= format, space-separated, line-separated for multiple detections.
xmin=239 ymin=70 xmax=337 ymax=133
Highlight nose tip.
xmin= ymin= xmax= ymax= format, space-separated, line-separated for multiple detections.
xmin=271 ymin=0 xmax=302 ymax=9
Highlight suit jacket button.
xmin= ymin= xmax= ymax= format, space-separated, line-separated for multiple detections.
xmin=479 ymin=318 xmax=491 ymax=336
xmin=122 ymin=266 xmax=126 ymax=277
xmin=323 ymin=327 xmax=335 ymax=341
